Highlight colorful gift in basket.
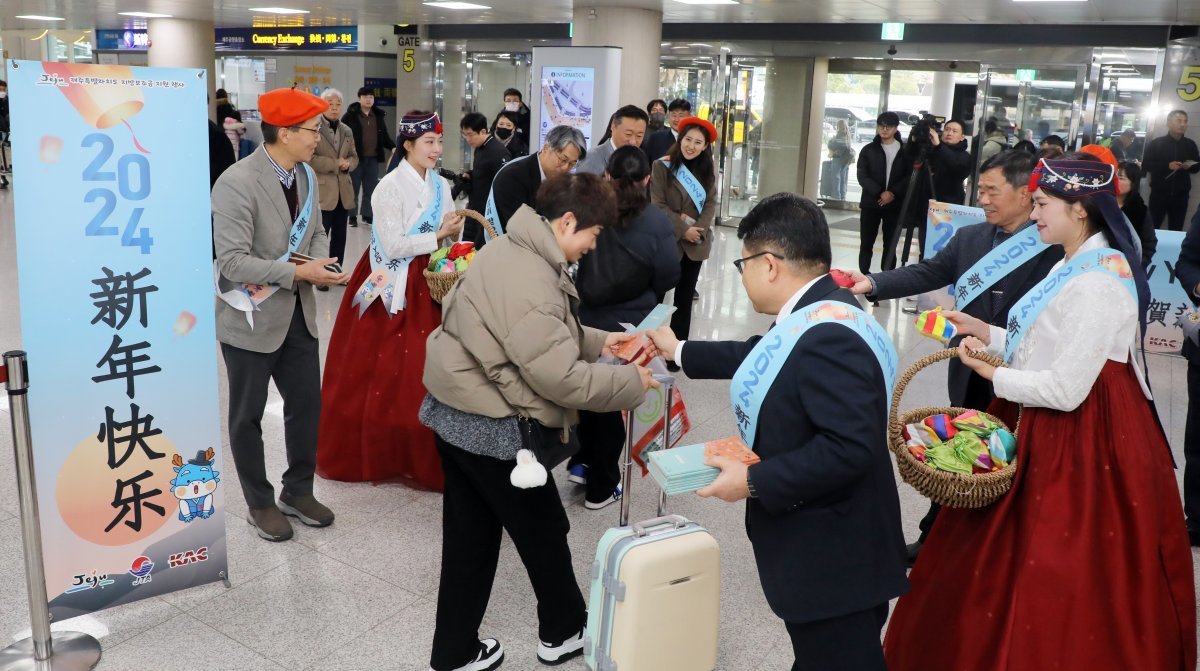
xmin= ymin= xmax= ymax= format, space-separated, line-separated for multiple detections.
xmin=422 ymin=209 xmax=497 ymax=304
xmin=889 ymin=348 xmax=1020 ymax=508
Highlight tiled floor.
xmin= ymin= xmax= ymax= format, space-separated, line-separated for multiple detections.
xmin=0 ymin=188 xmax=1196 ymax=670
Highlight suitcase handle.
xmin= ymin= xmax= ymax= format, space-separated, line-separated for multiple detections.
xmin=631 ymin=514 xmax=689 ymax=537
xmin=619 ymin=374 xmax=676 ymax=527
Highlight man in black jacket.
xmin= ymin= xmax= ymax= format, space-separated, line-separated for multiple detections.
xmin=486 ymin=125 xmax=585 ymax=232
xmin=648 ymin=193 xmax=907 ymax=671
xmin=1172 ymin=208 xmax=1200 ymax=546
xmin=642 ymin=98 xmax=691 ymax=160
xmin=341 ymin=86 xmax=395 ymax=226
xmin=858 ymin=111 xmax=910 ymax=273
xmin=841 ymin=150 xmax=1062 ymax=562
xmin=1144 ymin=110 xmax=1200 ymax=231
xmin=458 ymin=112 xmax=510 ymax=245
xmin=901 ymin=118 xmax=974 ymax=262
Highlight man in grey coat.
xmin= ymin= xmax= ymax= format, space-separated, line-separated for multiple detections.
xmin=212 ymin=88 xmax=348 ymax=542
xmin=575 ymin=104 xmax=648 ymax=175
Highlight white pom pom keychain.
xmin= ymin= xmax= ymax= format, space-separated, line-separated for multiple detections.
xmin=510 ymin=449 xmax=547 ymax=489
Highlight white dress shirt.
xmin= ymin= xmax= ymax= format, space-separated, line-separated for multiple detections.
xmin=370 ymin=159 xmax=455 ymax=312
xmin=985 ymin=233 xmax=1149 ymax=411
xmin=675 ymin=274 xmax=824 ymax=367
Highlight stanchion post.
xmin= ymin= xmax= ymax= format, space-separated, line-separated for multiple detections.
xmin=0 ymin=350 xmax=101 ymax=671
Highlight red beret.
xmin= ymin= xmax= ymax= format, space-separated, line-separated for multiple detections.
xmin=679 ymin=116 xmax=718 ymax=144
xmin=258 ymin=88 xmax=329 ymax=127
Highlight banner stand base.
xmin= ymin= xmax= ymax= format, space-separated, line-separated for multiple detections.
xmin=0 ymin=632 xmax=101 ymax=671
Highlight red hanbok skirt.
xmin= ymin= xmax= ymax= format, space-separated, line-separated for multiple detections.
xmin=884 ymin=360 xmax=1195 ymax=671
xmin=316 ymin=250 xmax=444 ymax=491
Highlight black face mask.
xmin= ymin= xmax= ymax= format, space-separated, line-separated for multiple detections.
xmin=495 ymin=127 xmax=514 ymax=140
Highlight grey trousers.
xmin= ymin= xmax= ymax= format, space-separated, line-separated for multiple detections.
xmin=221 ymin=297 xmax=321 ymax=509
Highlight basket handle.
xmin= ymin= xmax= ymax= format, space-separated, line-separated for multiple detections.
xmin=456 ymin=208 xmax=499 ymax=240
xmin=889 ymin=347 xmax=1006 ymax=432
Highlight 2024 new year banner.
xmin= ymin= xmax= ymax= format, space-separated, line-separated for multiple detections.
xmin=6 ymin=60 xmax=226 ymax=620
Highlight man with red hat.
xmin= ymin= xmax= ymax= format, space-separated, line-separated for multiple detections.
xmin=212 ymin=87 xmax=349 ymax=542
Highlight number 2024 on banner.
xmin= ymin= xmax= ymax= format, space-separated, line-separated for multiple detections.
xmin=82 ymin=133 xmax=154 ymax=254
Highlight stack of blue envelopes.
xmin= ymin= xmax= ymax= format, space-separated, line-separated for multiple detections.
xmin=647 ymin=443 xmax=721 ymax=495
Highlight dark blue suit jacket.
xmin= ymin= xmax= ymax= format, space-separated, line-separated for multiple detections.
xmin=681 ymin=275 xmax=908 ymax=624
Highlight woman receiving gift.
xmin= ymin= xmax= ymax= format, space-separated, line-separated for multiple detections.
xmin=650 ymin=117 xmax=718 ymax=361
xmin=884 ymin=157 xmax=1196 ymax=670
xmin=316 ymin=111 xmax=464 ymax=489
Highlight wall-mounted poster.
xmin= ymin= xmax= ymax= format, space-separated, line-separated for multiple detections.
xmin=539 ymin=66 xmax=594 ymax=149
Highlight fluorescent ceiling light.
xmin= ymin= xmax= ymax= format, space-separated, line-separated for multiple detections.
xmin=248 ymin=7 xmax=311 ymax=14
xmin=118 ymin=11 xmax=173 ymax=18
xmin=16 ymin=15 xmax=66 ymax=21
xmin=1012 ymin=0 xmax=1086 ymax=2
xmin=672 ymin=0 xmax=739 ymax=4
xmin=424 ymin=1 xmax=492 ymax=8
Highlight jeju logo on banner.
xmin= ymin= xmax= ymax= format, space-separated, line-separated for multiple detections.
xmin=5 ymin=60 xmax=226 ymax=621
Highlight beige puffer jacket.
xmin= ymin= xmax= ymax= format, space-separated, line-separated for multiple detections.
xmin=423 ymin=205 xmax=647 ymax=429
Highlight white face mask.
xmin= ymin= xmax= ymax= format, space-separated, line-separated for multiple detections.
xmin=0 ymin=92 xmax=7 ymax=99
xmin=504 ymin=101 xmax=520 ymax=112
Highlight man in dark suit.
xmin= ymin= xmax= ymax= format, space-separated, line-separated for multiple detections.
xmin=1172 ymin=207 xmax=1200 ymax=547
xmin=457 ymin=112 xmax=510 ymax=245
xmin=841 ymin=150 xmax=1062 ymax=561
xmin=648 ymin=193 xmax=907 ymax=671
xmin=486 ymin=125 xmax=585 ymax=232
xmin=642 ymin=98 xmax=691 ymax=160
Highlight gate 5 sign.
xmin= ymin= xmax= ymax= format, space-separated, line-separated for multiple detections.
xmin=5 ymin=60 xmax=226 ymax=620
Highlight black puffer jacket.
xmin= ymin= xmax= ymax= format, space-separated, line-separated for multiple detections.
xmin=856 ymin=137 xmax=910 ymax=210
xmin=577 ymin=204 xmax=681 ymax=332
xmin=929 ymin=139 xmax=972 ymax=205
xmin=341 ymin=102 xmax=395 ymax=161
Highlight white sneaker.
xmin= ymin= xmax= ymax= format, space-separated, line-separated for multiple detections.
xmin=584 ymin=485 xmax=622 ymax=511
xmin=432 ymin=638 xmax=503 ymax=671
xmin=537 ymin=627 xmax=584 ymax=665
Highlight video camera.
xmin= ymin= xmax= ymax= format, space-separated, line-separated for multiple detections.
xmin=907 ymin=112 xmax=945 ymax=155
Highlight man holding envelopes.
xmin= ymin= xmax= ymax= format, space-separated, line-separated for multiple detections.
xmin=647 ymin=193 xmax=907 ymax=671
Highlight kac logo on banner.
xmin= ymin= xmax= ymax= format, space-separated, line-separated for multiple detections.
xmin=6 ymin=59 xmax=226 ymax=621
xmin=1145 ymin=230 xmax=1190 ymax=354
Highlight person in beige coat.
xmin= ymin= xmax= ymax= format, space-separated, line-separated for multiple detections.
xmin=310 ymin=88 xmax=359 ymax=283
xmin=420 ymin=174 xmax=657 ymax=671
xmin=650 ymin=117 xmax=718 ymax=364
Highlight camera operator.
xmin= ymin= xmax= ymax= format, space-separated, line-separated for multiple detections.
xmin=902 ymin=116 xmax=972 ymax=261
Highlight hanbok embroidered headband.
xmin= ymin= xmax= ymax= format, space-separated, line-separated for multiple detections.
xmin=1028 ymin=158 xmax=1117 ymax=199
xmin=399 ymin=113 xmax=443 ymax=138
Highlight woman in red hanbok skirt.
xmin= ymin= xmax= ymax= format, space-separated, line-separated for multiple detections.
xmin=316 ymin=112 xmax=464 ymax=490
xmin=885 ymin=157 xmax=1196 ymax=671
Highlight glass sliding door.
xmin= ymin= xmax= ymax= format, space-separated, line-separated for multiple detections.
xmin=820 ymin=71 xmax=885 ymax=206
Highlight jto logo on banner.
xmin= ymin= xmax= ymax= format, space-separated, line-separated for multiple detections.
xmin=5 ymin=60 xmax=226 ymax=621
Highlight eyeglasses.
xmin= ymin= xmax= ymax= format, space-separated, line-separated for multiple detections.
xmin=732 ymin=251 xmax=786 ymax=274
xmin=290 ymin=123 xmax=323 ymax=136
xmin=554 ymin=149 xmax=579 ymax=169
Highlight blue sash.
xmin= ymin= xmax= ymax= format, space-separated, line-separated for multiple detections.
xmin=660 ymin=158 xmax=706 ymax=215
xmin=1003 ymin=247 xmax=1137 ymax=363
xmin=215 ymin=163 xmax=316 ymax=327
xmin=352 ymin=174 xmax=445 ymax=315
xmin=485 ymin=154 xmax=533 ymax=239
xmin=952 ymin=224 xmax=1049 ymax=308
xmin=730 ymin=301 xmax=898 ymax=450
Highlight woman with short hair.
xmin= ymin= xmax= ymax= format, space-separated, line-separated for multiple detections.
xmin=420 ymin=173 xmax=657 ymax=671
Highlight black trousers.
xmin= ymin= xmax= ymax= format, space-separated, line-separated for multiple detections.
xmin=670 ymin=255 xmax=704 ymax=341
xmin=431 ymin=435 xmax=586 ymax=671
xmin=859 ymin=208 xmax=900 ymax=274
xmin=220 ymin=298 xmax=321 ymax=509
xmin=786 ymin=603 xmax=889 ymax=671
xmin=1184 ymin=361 xmax=1200 ymax=529
xmin=349 ymin=157 xmax=380 ymax=220
xmin=1149 ymin=190 xmax=1191 ymax=231
xmin=321 ymin=202 xmax=349 ymax=265
xmin=569 ymin=410 xmax=626 ymax=503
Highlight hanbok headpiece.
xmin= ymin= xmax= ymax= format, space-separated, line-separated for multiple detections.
xmin=399 ymin=112 xmax=443 ymax=139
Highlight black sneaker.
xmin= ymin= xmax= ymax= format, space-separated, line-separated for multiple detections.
xmin=432 ymin=638 xmax=503 ymax=671
xmin=537 ymin=627 xmax=584 ymax=666
xmin=904 ymin=540 xmax=923 ymax=568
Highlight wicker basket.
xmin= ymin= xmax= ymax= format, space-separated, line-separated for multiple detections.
xmin=423 ymin=209 xmax=497 ymax=304
xmin=889 ymin=348 xmax=1020 ymax=509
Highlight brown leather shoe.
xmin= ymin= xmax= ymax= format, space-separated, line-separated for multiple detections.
xmin=247 ymin=506 xmax=294 ymax=542
xmin=278 ymin=492 xmax=335 ymax=527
